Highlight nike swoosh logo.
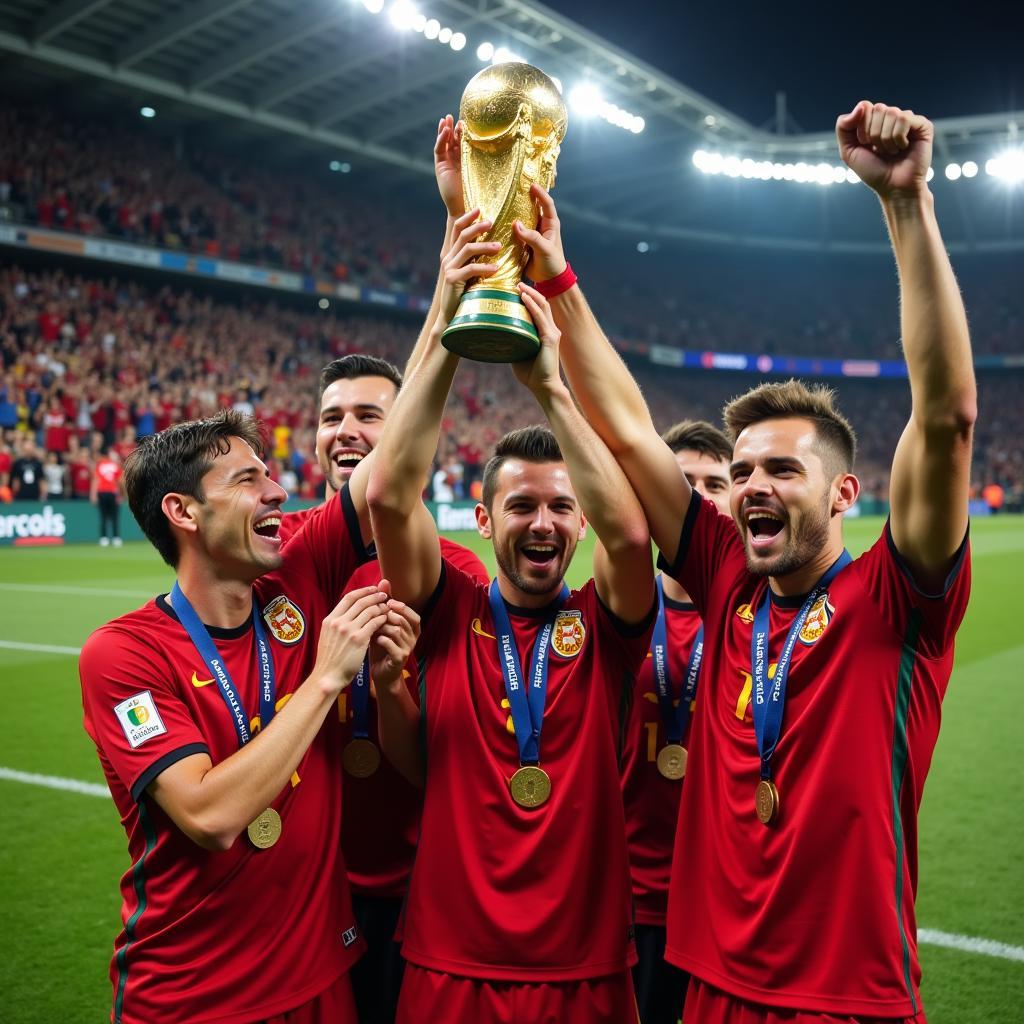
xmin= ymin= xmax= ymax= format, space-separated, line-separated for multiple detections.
xmin=191 ymin=672 xmax=215 ymax=688
xmin=471 ymin=618 xmax=497 ymax=641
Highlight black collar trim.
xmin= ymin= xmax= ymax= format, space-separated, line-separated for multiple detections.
xmin=156 ymin=593 xmax=254 ymax=640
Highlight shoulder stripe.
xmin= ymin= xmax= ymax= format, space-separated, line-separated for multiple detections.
xmin=113 ymin=797 xmax=158 ymax=1024
xmin=890 ymin=608 xmax=923 ymax=1014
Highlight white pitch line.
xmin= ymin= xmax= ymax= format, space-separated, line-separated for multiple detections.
xmin=0 ymin=582 xmax=152 ymax=598
xmin=917 ymin=927 xmax=1024 ymax=963
xmin=0 ymin=766 xmax=109 ymax=798
xmin=0 ymin=639 xmax=81 ymax=656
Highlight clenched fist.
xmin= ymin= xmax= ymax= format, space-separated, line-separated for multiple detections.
xmin=836 ymin=101 xmax=933 ymax=200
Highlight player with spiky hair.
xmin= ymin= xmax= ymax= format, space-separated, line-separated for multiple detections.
xmin=516 ymin=101 xmax=974 ymax=1022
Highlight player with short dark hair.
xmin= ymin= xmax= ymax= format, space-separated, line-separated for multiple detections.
xmin=621 ymin=419 xmax=733 ymax=1024
xmin=366 ymin=209 xmax=656 ymax=1023
xmin=276 ymin=125 xmax=490 ymax=1022
xmin=80 ymin=409 xmax=420 ymax=1024
xmin=521 ymin=102 xmax=974 ymax=1022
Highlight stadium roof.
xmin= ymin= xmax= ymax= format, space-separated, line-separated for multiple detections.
xmin=2 ymin=0 xmax=1022 ymax=252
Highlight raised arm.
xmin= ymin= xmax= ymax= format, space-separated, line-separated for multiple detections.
xmin=514 ymin=284 xmax=654 ymax=623
xmin=837 ymin=101 xmax=976 ymax=589
xmin=403 ymin=115 xmax=465 ymax=380
xmin=367 ymin=210 xmax=500 ymax=609
xmin=514 ymin=186 xmax=693 ymax=565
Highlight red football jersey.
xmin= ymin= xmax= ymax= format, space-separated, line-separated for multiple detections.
xmin=282 ymin=504 xmax=488 ymax=899
xmin=620 ymin=592 xmax=701 ymax=927
xmin=402 ymin=568 xmax=654 ymax=981
xmin=660 ymin=495 xmax=971 ymax=1017
xmin=80 ymin=491 xmax=370 ymax=1024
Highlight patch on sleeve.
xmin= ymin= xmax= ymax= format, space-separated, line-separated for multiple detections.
xmin=114 ymin=690 xmax=167 ymax=749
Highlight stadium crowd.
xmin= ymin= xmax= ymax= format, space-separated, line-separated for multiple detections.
xmin=0 ymin=262 xmax=1020 ymax=509
xmin=1 ymin=100 xmax=1020 ymax=360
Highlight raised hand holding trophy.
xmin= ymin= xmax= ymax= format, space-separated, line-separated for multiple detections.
xmin=441 ymin=62 xmax=568 ymax=363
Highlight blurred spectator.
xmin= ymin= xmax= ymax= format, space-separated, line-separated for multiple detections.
xmin=91 ymin=447 xmax=124 ymax=546
xmin=11 ymin=436 xmax=45 ymax=500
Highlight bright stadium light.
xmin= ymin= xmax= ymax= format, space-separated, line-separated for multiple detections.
xmin=986 ymin=149 xmax=1024 ymax=183
xmin=846 ymin=167 xmax=859 ymax=184
xmin=362 ymin=0 xmax=384 ymax=12
xmin=637 ymin=241 xmax=650 ymax=253
xmin=476 ymin=41 xmax=494 ymax=61
xmin=388 ymin=0 xmax=417 ymax=30
xmin=945 ymin=163 xmax=962 ymax=181
xmin=423 ymin=17 xmax=439 ymax=38
xmin=449 ymin=31 xmax=466 ymax=51
xmin=569 ymin=82 xmax=603 ymax=117
xmin=318 ymin=298 xmax=330 ymax=310
xmin=139 ymin=106 xmax=156 ymax=118
xmin=926 ymin=166 xmax=934 ymax=182
xmin=411 ymin=12 xmax=426 ymax=31
xmin=437 ymin=26 xmax=452 ymax=43
xmin=962 ymin=160 xmax=978 ymax=178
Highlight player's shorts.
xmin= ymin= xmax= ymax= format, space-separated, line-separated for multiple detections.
xmin=397 ymin=964 xmax=640 ymax=1023
xmin=260 ymin=970 xmax=358 ymax=1024
xmin=683 ymin=978 xmax=927 ymax=1024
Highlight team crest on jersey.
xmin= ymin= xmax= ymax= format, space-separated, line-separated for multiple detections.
xmin=551 ymin=610 xmax=585 ymax=658
xmin=799 ymin=594 xmax=835 ymax=645
xmin=735 ymin=603 xmax=755 ymax=624
xmin=263 ymin=595 xmax=305 ymax=645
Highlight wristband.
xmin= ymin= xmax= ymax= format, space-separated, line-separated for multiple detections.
xmin=533 ymin=262 xmax=577 ymax=299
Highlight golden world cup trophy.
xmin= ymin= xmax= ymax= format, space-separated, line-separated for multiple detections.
xmin=441 ymin=62 xmax=568 ymax=362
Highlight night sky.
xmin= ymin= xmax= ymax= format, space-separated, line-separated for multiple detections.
xmin=544 ymin=1 xmax=1023 ymax=132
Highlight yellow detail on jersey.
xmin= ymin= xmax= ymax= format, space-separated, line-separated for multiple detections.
xmin=735 ymin=603 xmax=755 ymax=624
xmin=471 ymin=618 xmax=497 ymax=640
xmin=501 ymin=697 xmax=515 ymax=735
xmin=291 ymin=771 xmax=301 ymax=788
xmin=735 ymin=662 xmax=777 ymax=721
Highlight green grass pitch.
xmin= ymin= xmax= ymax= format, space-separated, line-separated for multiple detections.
xmin=0 ymin=516 xmax=1021 ymax=1023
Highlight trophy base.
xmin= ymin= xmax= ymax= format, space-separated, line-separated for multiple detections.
xmin=441 ymin=287 xmax=540 ymax=363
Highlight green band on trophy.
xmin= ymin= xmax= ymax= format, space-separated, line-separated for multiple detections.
xmin=439 ymin=62 xmax=567 ymax=364
xmin=443 ymin=289 xmax=540 ymax=363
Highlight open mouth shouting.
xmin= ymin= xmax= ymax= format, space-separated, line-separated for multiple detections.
xmin=520 ymin=542 xmax=560 ymax=571
xmin=252 ymin=513 xmax=282 ymax=546
xmin=331 ymin=447 xmax=368 ymax=478
xmin=744 ymin=506 xmax=787 ymax=552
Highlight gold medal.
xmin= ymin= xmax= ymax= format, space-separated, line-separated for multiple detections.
xmin=509 ymin=765 xmax=551 ymax=809
xmin=656 ymin=744 xmax=687 ymax=780
xmin=343 ymin=738 xmax=381 ymax=778
xmin=755 ymin=779 xmax=779 ymax=826
xmin=247 ymin=807 xmax=282 ymax=849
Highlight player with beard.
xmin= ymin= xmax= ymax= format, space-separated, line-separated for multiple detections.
xmin=366 ymin=208 xmax=656 ymax=1023
xmin=518 ymin=102 xmax=974 ymax=1021
xmin=620 ymin=420 xmax=732 ymax=1024
xmin=275 ymin=121 xmax=488 ymax=1024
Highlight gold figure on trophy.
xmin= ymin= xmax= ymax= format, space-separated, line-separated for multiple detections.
xmin=441 ymin=62 xmax=568 ymax=362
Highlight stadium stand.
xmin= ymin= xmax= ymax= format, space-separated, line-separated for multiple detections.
xmin=0 ymin=263 xmax=1019 ymax=508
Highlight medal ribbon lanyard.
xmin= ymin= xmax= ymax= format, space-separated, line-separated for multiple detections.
xmin=171 ymin=582 xmax=277 ymax=746
xmin=350 ymin=655 xmax=372 ymax=740
xmin=750 ymin=550 xmax=852 ymax=782
xmin=651 ymin=575 xmax=704 ymax=745
xmin=488 ymin=579 xmax=569 ymax=767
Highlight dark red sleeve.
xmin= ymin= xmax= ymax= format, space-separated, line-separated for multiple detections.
xmin=415 ymin=562 xmax=479 ymax=661
xmin=656 ymin=492 xmax=747 ymax=617
xmin=439 ymin=537 xmax=490 ymax=585
xmin=582 ymin=578 xmax=657 ymax=681
xmin=79 ymin=627 xmax=209 ymax=802
xmin=853 ymin=522 xmax=971 ymax=659
xmin=282 ymin=487 xmax=371 ymax=602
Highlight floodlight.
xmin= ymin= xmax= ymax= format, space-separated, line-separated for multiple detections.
xmin=987 ymin=149 xmax=1024 ymax=183
xmin=814 ymin=163 xmax=833 ymax=185
xmin=703 ymin=114 xmax=716 ymax=127
xmin=772 ymin=163 xmax=785 ymax=180
xmin=569 ymin=82 xmax=603 ymax=117
xmin=476 ymin=41 xmax=494 ymax=61
xmin=329 ymin=160 xmax=342 ymax=171
xmin=926 ymin=166 xmax=934 ymax=182
xmin=961 ymin=160 xmax=978 ymax=178
xmin=450 ymin=31 xmax=466 ymax=50
xmin=423 ymin=17 xmax=439 ymax=38
xmin=845 ymin=168 xmax=859 ymax=184
xmin=637 ymin=241 xmax=650 ymax=253
xmin=139 ymin=106 xmax=156 ymax=118
xmin=362 ymin=0 xmax=384 ymax=12
xmin=411 ymin=13 xmax=426 ymax=31
xmin=831 ymin=166 xmax=847 ymax=184
xmin=437 ymin=26 xmax=452 ymax=43
xmin=705 ymin=152 xmax=724 ymax=175
xmin=388 ymin=1 xmax=417 ymax=30
xmin=692 ymin=150 xmax=708 ymax=171
xmin=945 ymin=163 xmax=961 ymax=181
xmin=630 ymin=116 xmax=644 ymax=133
xmin=723 ymin=156 xmax=741 ymax=178
xmin=318 ymin=298 xmax=330 ymax=310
